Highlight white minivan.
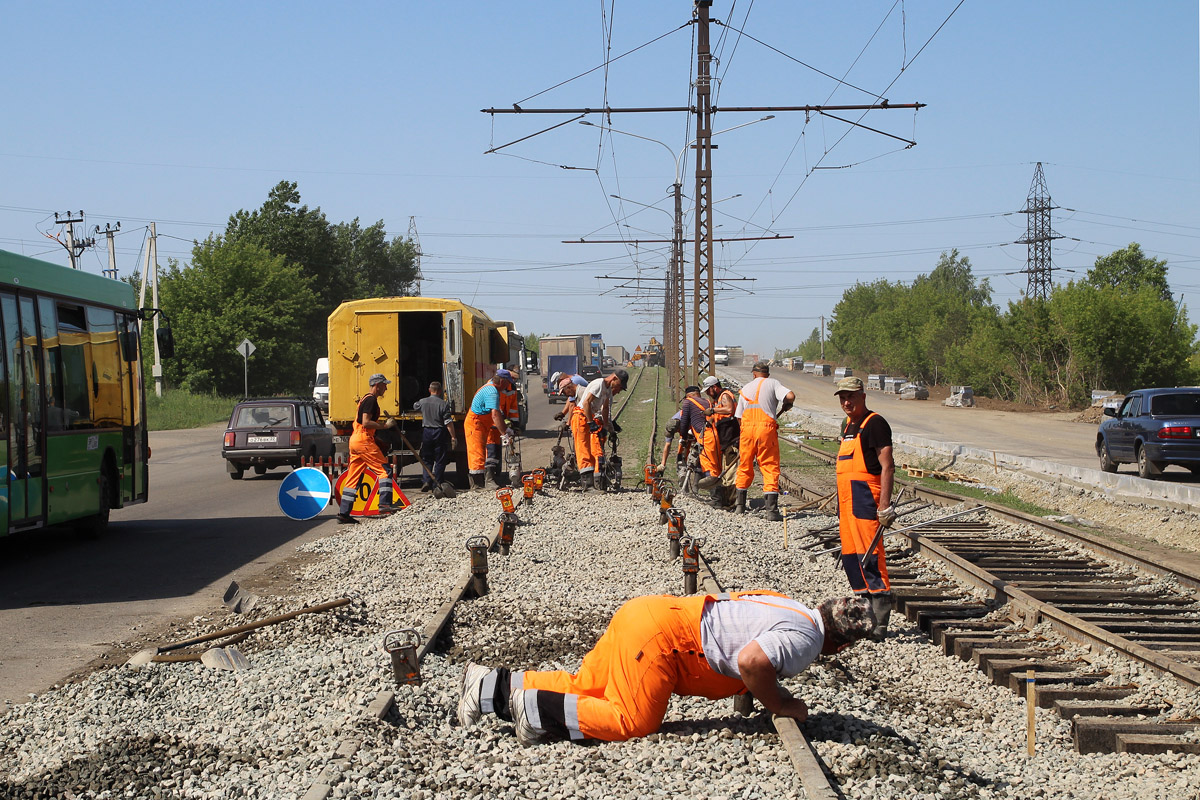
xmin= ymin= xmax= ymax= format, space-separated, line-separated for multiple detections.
xmin=313 ymin=357 xmax=329 ymax=412
xmin=714 ymin=347 xmax=730 ymax=366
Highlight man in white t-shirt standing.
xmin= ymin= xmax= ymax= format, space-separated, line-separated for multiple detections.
xmin=572 ymin=369 xmax=629 ymax=492
xmin=734 ymin=360 xmax=796 ymax=520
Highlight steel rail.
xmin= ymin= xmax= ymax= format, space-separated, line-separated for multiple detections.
xmin=776 ymin=440 xmax=1200 ymax=688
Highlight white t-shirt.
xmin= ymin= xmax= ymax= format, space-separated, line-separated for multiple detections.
xmin=699 ymin=595 xmax=824 ymax=679
xmin=576 ymin=378 xmax=612 ymax=419
xmin=734 ymin=376 xmax=791 ymax=421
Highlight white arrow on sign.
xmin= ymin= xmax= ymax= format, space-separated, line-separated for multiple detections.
xmin=237 ymin=338 xmax=256 ymax=358
xmin=286 ymin=486 xmax=328 ymax=501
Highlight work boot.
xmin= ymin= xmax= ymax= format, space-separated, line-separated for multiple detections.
xmin=697 ymin=473 xmax=721 ymax=491
xmin=579 ymin=471 xmax=595 ymax=493
xmin=868 ymin=592 xmax=895 ymax=641
xmin=708 ymin=487 xmax=724 ymax=508
xmin=484 ymin=467 xmax=501 ymax=489
xmin=336 ymin=513 xmax=358 ymax=525
xmin=469 ymin=473 xmax=485 ymax=490
xmin=761 ymin=492 xmax=783 ymax=522
xmin=734 ymin=489 xmax=747 ymax=515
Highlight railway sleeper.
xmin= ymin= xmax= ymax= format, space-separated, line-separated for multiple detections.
xmin=1073 ymin=718 xmax=1200 ymax=754
xmin=972 ymin=648 xmax=1062 ymax=672
xmin=1115 ymin=733 xmax=1200 ymax=755
xmin=929 ymin=619 xmax=1011 ymax=648
xmin=952 ymin=636 xmax=1050 ymax=661
xmin=936 ymin=628 xmax=1028 ymax=656
xmin=986 ymin=658 xmax=1087 ymax=685
xmin=1054 ymin=699 xmax=1168 ymax=721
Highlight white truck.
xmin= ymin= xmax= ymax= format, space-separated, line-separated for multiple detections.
xmin=312 ymin=357 xmax=330 ymax=412
xmin=713 ymin=346 xmax=730 ymax=366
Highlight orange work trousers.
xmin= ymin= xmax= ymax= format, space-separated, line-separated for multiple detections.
xmin=464 ymin=410 xmax=493 ymax=473
xmin=700 ymin=424 xmax=723 ymax=478
xmin=735 ymin=411 xmax=780 ymax=493
xmin=571 ymin=409 xmax=601 ymax=473
xmin=518 ymin=595 xmax=745 ymax=741
xmin=342 ymin=425 xmax=387 ymax=502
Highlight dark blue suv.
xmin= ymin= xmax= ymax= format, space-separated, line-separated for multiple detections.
xmin=1097 ymin=387 xmax=1200 ymax=479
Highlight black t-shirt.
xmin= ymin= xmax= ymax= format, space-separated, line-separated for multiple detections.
xmin=839 ymin=412 xmax=892 ymax=475
xmin=358 ymin=394 xmax=381 ymax=423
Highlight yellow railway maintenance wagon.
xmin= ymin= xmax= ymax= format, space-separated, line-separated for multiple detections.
xmin=326 ymin=297 xmax=509 ymax=476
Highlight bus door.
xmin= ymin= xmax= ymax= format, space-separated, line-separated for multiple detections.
xmin=1 ymin=293 xmax=46 ymax=529
xmin=119 ymin=313 xmax=147 ymax=502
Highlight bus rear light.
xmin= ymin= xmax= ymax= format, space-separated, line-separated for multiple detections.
xmin=290 ymin=431 xmax=301 ymax=446
xmin=224 ymin=432 xmax=236 ymax=447
xmin=1159 ymin=426 xmax=1194 ymax=439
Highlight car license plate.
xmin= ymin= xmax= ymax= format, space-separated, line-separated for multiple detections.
xmin=333 ymin=435 xmax=347 ymax=444
xmin=248 ymin=435 xmax=276 ymax=444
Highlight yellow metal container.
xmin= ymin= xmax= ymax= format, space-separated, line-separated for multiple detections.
xmin=326 ymin=297 xmax=508 ymax=430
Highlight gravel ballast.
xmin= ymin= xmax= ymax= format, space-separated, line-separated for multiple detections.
xmin=2 ymin=483 xmax=1198 ymax=799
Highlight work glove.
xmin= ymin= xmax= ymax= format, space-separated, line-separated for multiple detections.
xmin=611 ymin=420 xmax=622 ymax=433
xmin=553 ymin=411 xmax=565 ymax=421
xmin=384 ymin=417 xmax=397 ymax=429
xmin=877 ymin=505 xmax=897 ymax=529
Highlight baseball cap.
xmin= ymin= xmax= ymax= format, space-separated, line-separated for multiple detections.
xmin=368 ymin=373 xmax=390 ymax=386
xmin=817 ymin=596 xmax=876 ymax=643
xmin=494 ymin=369 xmax=514 ymax=383
xmin=834 ymin=376 xmax=864 ymax=394
xmin=702 ymin=376 xmax=720 ymax=389
xmin=752 ymin=360 xmax=770 ymax=374
xmin=613 ymin=368 xmax=630 ymax=389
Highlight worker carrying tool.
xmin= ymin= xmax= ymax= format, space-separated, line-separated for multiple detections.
xmin=413 ymin=381 xmax=457 ymax=492
xmin=733 ymin=361 xmax=795 ymax=521
xmin=833 ymin=376 xmax=897 ymax=639
xmin=464 ymin=370 xmax=514 ymax=490
xmin=458 ymin=592 xmax=875 ymax=745
xmin=336 ymin=373 xmax=399 ymax=524
xmin=573 ymin=369 xmax=628 ymax=492
xmin=697 ymin=375 xmax=738 ymax=506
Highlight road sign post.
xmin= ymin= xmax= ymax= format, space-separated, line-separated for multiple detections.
xmin=236 ymin=338 xmax=255 ymax=397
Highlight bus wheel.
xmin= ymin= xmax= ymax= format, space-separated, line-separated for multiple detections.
xmin=78 ymin=467 xmax=113 ymax=539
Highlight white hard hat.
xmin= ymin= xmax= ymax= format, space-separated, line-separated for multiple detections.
xmin=550 ymin=371 xmax=563 ymax=385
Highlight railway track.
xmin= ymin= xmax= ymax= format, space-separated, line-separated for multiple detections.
xmin=777 ymin=436 xmax=1200 ymax=755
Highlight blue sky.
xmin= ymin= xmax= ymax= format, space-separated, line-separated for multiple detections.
xmin=3 ymin=1 xmax=1198 ymax=359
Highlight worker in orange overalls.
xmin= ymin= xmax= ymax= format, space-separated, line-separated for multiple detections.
xmin=834 ymin=376 xmax=897 ymax=639
xmin=464 ymin=371 xmax=513 ymax=490
xmin=457 ymin=593 xmax=875 ymax=744
xmin=336 ymin=373 xmax=397 ymax=524
xmin=572 ymin=370 xmax=628 ymax=492
xmin=733 ymin=361 xmax=795 ymax=521
xmin=697 ymin=375 xmax=737 ymax=506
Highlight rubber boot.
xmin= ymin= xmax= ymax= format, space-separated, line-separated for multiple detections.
xmin=708 ymin=487 xmax=724 ymax=508
xmin=469 ymin=472 xmax=485 ymax=490
xmin=484 ymin=467 xmax=500 ymax=489
xmin=762 ymin=492 xmax=783 ymax=522
xmin=868 ymin=592 xmax=895 ymax=641
xmin=734 ymin=489 xmax=747 ymax=515
xmin=579 ymin=471 xmax=595 ymax=493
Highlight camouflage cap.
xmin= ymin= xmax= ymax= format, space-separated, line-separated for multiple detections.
xmin=834 ymin=376 xmax=865 ymax=394
xmin=752 ymin=360 xmax=771 ymax=374
xmin=817 ymin=596 xmax=876 ymax=643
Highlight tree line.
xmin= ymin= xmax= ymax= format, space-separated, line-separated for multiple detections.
xmin=782 ymin=244 xmax=1197 ymax=408
xmin=137 ymin=182 xmax=419 ymax=397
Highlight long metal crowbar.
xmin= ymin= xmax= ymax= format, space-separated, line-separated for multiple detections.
xmin=807 ymin=505 xmax=985 ymax=559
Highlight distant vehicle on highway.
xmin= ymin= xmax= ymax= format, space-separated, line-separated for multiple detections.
xmin=601 ymin=356 xmax=616 ymax=370
xmin=1097 ymin=387 xmax=1200 ymax=479
xmin=580 ymin=365 xmax=602 ymax=382
xmin=223 ymin=397 xmax=333 ymax=480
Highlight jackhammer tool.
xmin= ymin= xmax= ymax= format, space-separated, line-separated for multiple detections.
xmin=384 ymin=628 xmax=422 ymax=687
xmin=467 ymin=535 xmax=491 ymax=597
xmin=521 ymin=474 xmax=536 ymax=506
xmin=503 ymin=432 xmax=523 ymax=487
xmin=532 ymin=468 xmax=547 ymax=494
xmin=807 ymin=506 xmax=985 ymax=560
xmin=680 ymin=536 xmax=705 ymax=595
xmin=666 ymin=508 xmax=685 ymax=561
xmin=495 ymin=488 xmax=516 ymax=515
xmin=658 ymin=488 xmax=676 ymax=525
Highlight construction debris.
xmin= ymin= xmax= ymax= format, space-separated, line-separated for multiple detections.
xmin=901 ymin=464 xmax=979 ymax=483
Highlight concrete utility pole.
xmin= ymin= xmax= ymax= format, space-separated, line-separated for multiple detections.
xmin=139 ymin=223 xmax=163 ymax=397
xmin=820 ymin=315 xmax=825 ymax=360
xmin=54 ymin=211 xmax=94 ymax=269
xmin=97 ymin=222 xmax=121 ymax=279
xmin=1018 ymin=162 xmax=1061 ymax=301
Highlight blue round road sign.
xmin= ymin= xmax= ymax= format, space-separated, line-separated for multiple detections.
xmin=278 ymin=468 xmax=333 ymax=520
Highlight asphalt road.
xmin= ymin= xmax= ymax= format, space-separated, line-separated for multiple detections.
xmin=0 ymin=392 xmax=564 ymax=705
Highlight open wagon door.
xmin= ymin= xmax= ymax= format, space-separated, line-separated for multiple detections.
xmin=443 ymin=310 xmax=464 ymax=412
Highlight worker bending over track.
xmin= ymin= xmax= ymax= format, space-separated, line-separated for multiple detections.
xmin=336 ymin=373 xmax=398 ymax=523
xmin=464 ymin=370 xmax=514 ymax=489
xmin=733 ymin=361 xmax=795 ymax=521
xmin=458 ymin=592 xmax=875 ymax=745
xmin=833 ymin=376 xmax=897 ymax=638
xmin=572 ymin=369 xmax=628 ymax=492
xmin=697 ymin=375 xmax=738 ymax=506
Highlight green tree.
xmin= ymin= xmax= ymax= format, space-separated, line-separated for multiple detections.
xmin=158 ymin=236 xmax=318 ymax=396
xmin=333 ymin=218 xmax=420 ymax=298
xmin=1086 ymin=242 xmax=1171 ymax=301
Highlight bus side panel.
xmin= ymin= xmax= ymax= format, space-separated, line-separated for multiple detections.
xmin=43 ymin=432 xmax=121 ymax=524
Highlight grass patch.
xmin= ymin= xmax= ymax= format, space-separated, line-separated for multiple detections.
xmin=612 ymin=366 xmax=668 ymax=470
xmin=147 ymin=391 xmax=236 ymax=431
xmin=920 ymin=479 xmax=1060 ymax=517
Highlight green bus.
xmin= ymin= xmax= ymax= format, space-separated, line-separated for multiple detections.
xmin=1 ymin=248 xmax=152 ymax=535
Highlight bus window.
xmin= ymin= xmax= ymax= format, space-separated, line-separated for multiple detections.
xmin=86 ymin=306 xmax=121 ymax=428
xmin=49 ymin=300 xmax=91 ymax=430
